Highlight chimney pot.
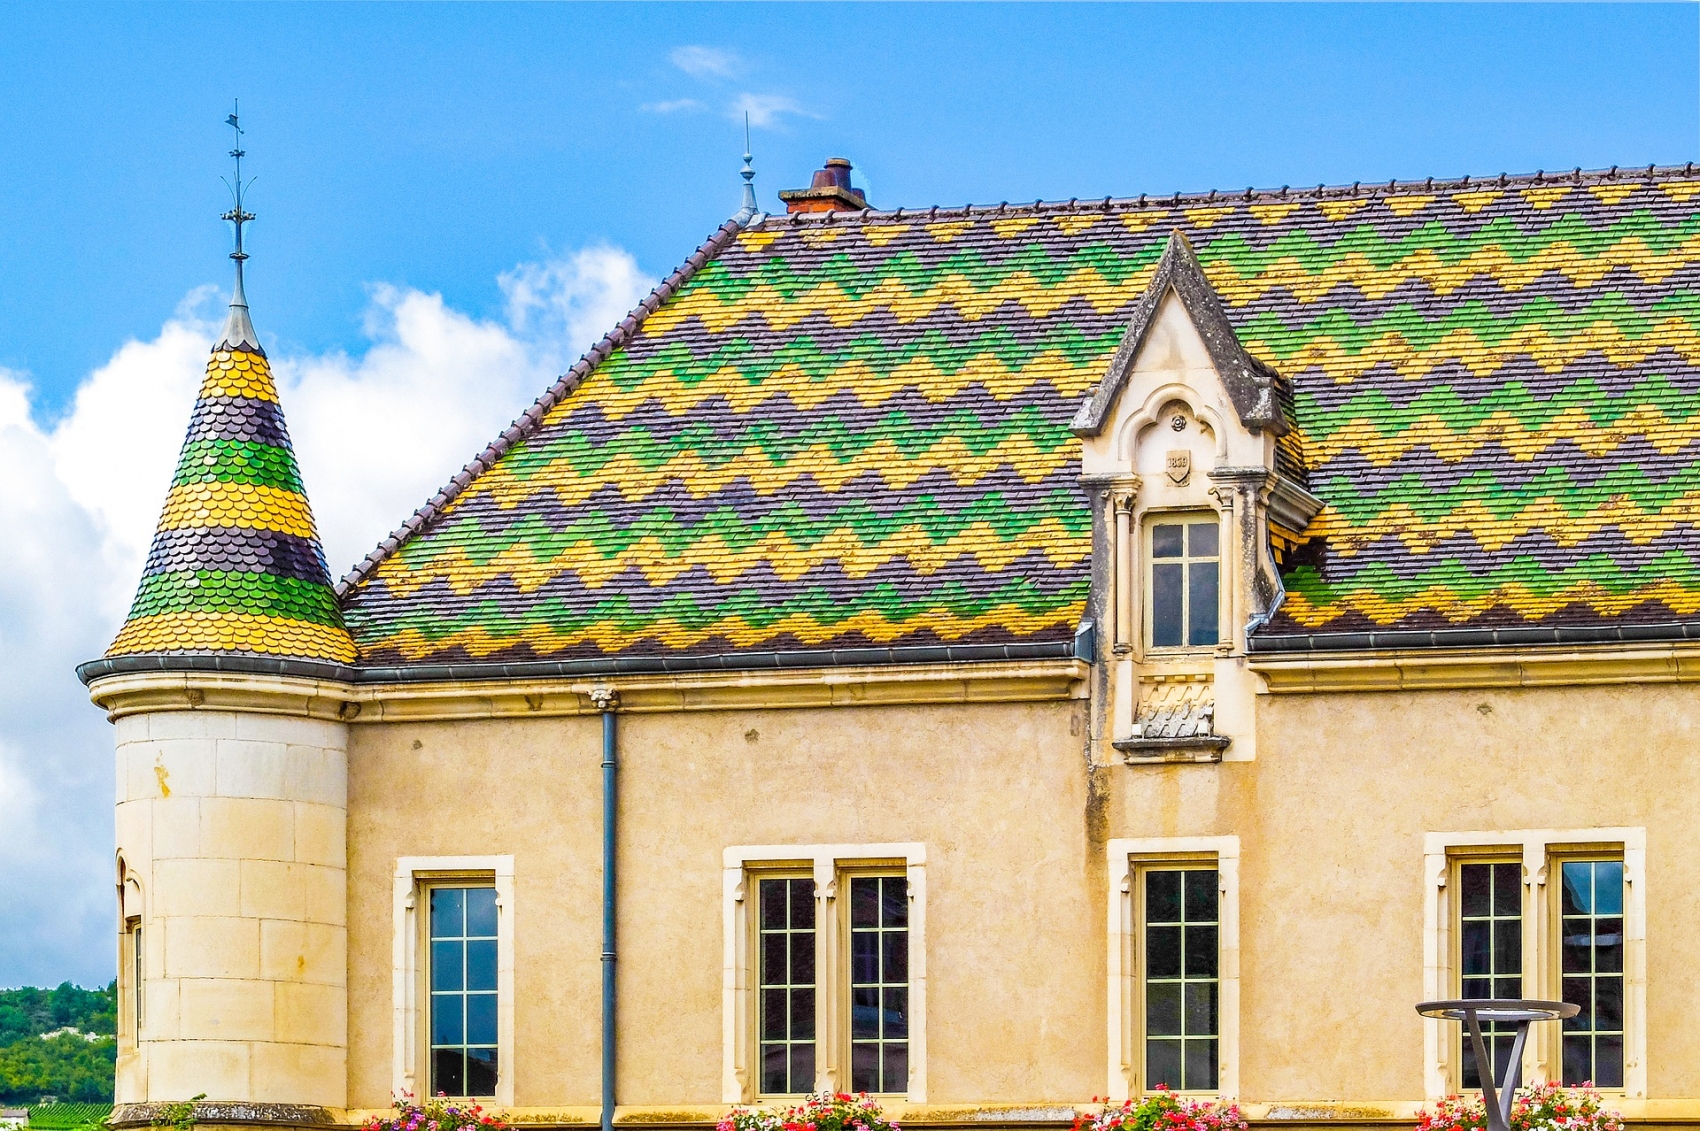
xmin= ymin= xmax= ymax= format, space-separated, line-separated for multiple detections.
xmin=781 ymin=157 xmax=870 ymax=214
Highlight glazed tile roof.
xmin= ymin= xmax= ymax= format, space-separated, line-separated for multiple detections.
xmin=340 ymin=165 xmax=1700 ymax=665
xmin=106 ymin=328 xmax=356 ymax=664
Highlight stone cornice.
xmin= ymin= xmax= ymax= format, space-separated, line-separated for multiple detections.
xmin=86 ymin=659 xmax=1090 ymax=722
xmin=1251 ymin=640 xmax=1700 ymax=693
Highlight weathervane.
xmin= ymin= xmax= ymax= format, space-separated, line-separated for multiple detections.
xmin=216 ymin=101 xmax=264 ymax=353
xmin=221 ymin=102 xmax=256 ymax=288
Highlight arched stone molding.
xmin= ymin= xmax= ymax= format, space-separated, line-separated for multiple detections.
xmin=1114 ymin=383 xmax=1230 ymax=467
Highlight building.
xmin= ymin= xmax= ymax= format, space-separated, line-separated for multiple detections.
xmin=81 ymin=158 xmax=1700 ymax=1131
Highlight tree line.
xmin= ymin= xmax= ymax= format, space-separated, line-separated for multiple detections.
xmin=0 ymin=984 xmax=116 ymax=1105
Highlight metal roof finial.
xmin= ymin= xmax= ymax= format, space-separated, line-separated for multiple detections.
xmin=733 ymin=112 xmax=760 ymax=226
xmin=217 ymin=101 xmax=262 ymax=353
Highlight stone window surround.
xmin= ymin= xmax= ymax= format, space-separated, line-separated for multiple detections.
xmin=1421 ymin=829 xmax=1647 ymax=1101
xmin=1106 ymin=836 xmax=1241 ymax=1101
xmin=393 ymin=856 xmax=517 ymax=1106
xmin=117 ymin=865 xmax=144 ymax=1045
xmin=723 ymin=844 xmax=928 ymax=1104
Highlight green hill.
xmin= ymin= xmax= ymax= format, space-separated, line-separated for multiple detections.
xmin=0 ymin=986 xmax=116 ymax=1105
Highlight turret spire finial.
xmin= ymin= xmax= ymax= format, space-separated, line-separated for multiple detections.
xmin=218 ymin=101 xmax=262 ymax=354
xmin=734 ymin=111 xmax=759 ymax=226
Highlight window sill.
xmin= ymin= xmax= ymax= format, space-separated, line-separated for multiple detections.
xmin=1114 ymin=734 xmax=1230 ymax=763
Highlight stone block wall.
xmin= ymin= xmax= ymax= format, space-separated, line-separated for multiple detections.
xmin=113 ymin=710 xmax=349 ymax=1107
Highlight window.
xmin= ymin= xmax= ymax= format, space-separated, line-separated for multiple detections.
xmin=1107 ymin=837 xmax=1239 ymax=1101
xmin=394 ymin=857 xmax=515 ymax=1106
xmin=1559 ymin=860 xmax=1625 ymax=1088
xmin=1142 ymin=868 xmax=1219 ymax=1092
xmin=1422 ymin=831 xmax=1644 ymax=1101
xmin=118 ymin=871 xmax=142 ymax=1044
xmin=849 ymin=876 xmax=909 ymax=1094
xmin=131 ymin=921 xmax=143 ymax=1038
xmin=760 ymin=878 xmax=817 ymax=1095
xmin=724 ymin=845 xmax=927 ymax=1103
xmin=430 ymin=886 xmax=499 ymax=1097
xmin=1457 ymin=860 xmax=1522 ymax=1089
xmin=1148 ymin=517 xmax=1219 ymax=649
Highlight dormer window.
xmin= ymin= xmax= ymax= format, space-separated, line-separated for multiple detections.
xmin=1149 ymin=515 xmax=1220 ymax=650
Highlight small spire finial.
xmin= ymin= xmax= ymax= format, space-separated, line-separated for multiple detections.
xmin=733 ymin=111 xmax=759 ymax=226
xmin=217 ymin=101 xmax=262 ymax=354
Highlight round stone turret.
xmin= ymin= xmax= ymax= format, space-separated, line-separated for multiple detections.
xmin=82 ymin=193 xmax=354 ymax=1119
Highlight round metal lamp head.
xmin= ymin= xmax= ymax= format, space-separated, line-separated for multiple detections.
xmin=1415 ymin=998 xmax=1580 ymax=1023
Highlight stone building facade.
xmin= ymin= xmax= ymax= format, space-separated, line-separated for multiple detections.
xmin=82 ymin=161 xmax=1700 ymax=1130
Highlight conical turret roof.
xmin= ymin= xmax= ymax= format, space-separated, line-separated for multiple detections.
xmin=105 ymin=287 xmax=356 ymax=664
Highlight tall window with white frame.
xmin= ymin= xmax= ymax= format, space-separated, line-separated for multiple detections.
xmin=759 ymin=877 xmax=817 ymax=1096
xmin=1148 ymin=518 xmax=1219 ymax=649
xmin=430 ymin=886 xmax=499 ymax=1097
xmin=1458 ymin=861 xmax=1522 ymax=1089
xmin=849 ymin=876 xmax=909 ymax=1094
xmin=1143 ymin=867 xmax=1218 ymax=1092
xmin=1560 ymin=860 xmax=1624 ymax=1088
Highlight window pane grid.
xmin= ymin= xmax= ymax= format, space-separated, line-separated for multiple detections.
xmin=1143 ymin=867 xmax=1218 ymax=1092
xmin=1560 ymin=861 xmax=1625 ymax=1088
xmin=759 ymin=878 xmax=817 ymax=1095
xmin=1150 ymin=521 xmax=1220 ymax=649
xmin=1458 ymin=862 xmax=1523 ymax=1090
xmin=430 ymin=886 xmax=499 ymax=1097
xmin=849 ymin=876 xmax=909 ymax=1094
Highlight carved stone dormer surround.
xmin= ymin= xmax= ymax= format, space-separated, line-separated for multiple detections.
xmin=1075 ymin=233 xmax=1322 ymax=766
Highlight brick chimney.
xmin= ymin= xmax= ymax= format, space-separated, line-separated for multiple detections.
xmin=778 ymin=157 xmax=869 ymax=213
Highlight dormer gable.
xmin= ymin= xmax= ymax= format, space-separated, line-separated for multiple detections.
xmin=1071 ymin=231 xmax=1288 ymax=440
xmin=1075 ymin=232 xmax=1320 ymax=767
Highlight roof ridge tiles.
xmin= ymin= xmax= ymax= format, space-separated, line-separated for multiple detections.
xmin=335 ymin=217 xmax=747 ymax=598
xmin=751 ymin=162 xmax=1698 ymax=227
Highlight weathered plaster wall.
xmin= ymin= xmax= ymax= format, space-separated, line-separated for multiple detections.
xmin=343 ymin=681 xmax=1697 ymax=1112
xmin=346 ymin=700 xmax=1099 ymax=1110
xmin=1109 ymin=682 xmax=1700 ymax=1105
xmin=113 ymin=710 xmax=348 ymax=1106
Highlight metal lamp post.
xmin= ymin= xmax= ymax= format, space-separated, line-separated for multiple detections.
xmin=1415 ymin=999 xmax=1580 ymax=1131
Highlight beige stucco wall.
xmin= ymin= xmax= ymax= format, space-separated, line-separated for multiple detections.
xmin=347 ymin=700 xmax=1101 ymax=1110
xmin=113 ymin=709 xmax=348 ymax=1107
xmin=343 ymin=679 xmax=1699 ymax=1114
xmin=1216 ymin=684 xmax=1700 ymax=1104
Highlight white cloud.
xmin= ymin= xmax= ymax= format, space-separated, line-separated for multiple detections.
xmin=0 ymin=245 xmax=656 ymax=986
xmin=640 ymin=98 xmax=706 ymax=115
xmin=729 ymin=92 xmax=819 ymax=129
xmin=669 ymin=45 xmax=741 ymax=79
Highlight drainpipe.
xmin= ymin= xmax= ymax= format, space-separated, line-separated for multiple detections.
xmin=592 ymin=688 xmax=620 ymax=1131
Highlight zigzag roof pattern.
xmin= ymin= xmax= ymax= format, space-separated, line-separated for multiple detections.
xmin=339 ymin=165 xmax=1700 ymax=665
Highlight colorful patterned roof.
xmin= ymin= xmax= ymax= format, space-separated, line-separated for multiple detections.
xmin=106 ymin=305 xmax=356 ymax=664
xmin=340 ymin=166 xmax=1700 ymax=665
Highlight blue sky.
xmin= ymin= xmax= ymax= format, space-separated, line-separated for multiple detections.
xmin=0 ymin=2 xmax=1694 ymax=988
xmin=3 ymin=3 xmax=1696 ymax=414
